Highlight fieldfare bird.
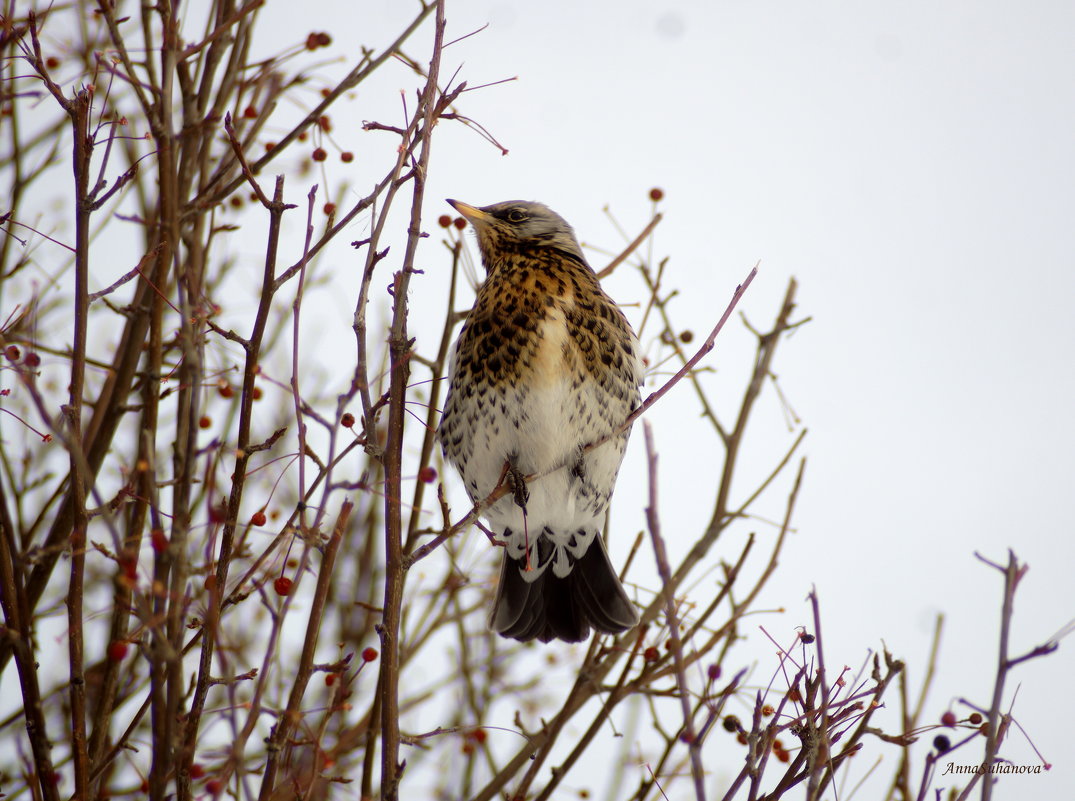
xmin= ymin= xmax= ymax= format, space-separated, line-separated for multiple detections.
xmin=438 ymin=199 xmax=642 ymax=643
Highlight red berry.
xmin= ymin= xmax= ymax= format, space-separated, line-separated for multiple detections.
xmin=208 ymin=503 xmax=226 ymax=523
xmin=199 ymin=416 xmax=211 ymax=429
xmin=468 ymin=728 xmax=487 ymax=743
xmin=649 ymin=187 xmax=664 ymax=202
xmin=273 ymin=576 xmax=293 ymax=596
xmin=218 ymin=382 xmax=234 ymax=398
xmin=418 ymin=466 xmax=437 ymax=483
xmin=264 ymin=142 xmax=275 ymax=152
xmin=318 ymin=115 xmax=331 ymax=132
xmin=107 ymin=640 xmax=129 ymax=661
xmin=643 ymin=646 xmax=660 ymax=662
xmin=46 ymin=56 xmax=60 ymax=69
xmin=361 ymin=647 xmax=378 ymax=662
xmin=151 ymin=528 xmax=168 ymax=552
xmin=205 ymin=779 xmax=223 ymax=795
xmin=190 ymin=764 xmax=205 ymax=779
xmin=251 ymin=386 xmax=262 ymax=400
xmin=4 ymin=345 xmax=20 ymax=360
xmin=250 ymin=511 xmax=267 ymax=526
xmin=340 ymin=151 xmax=354 ymax=163
xmin=118 ymin=548 xmax=138 ymax=578
xmin=969 ymin=713 xmax=983 ymax=725
xmin=341 ymin=412 xmax=355 ymax=428
xmin=325 ymin=673 xmax=336 ymax=686
xmin=243 ymin=105 xmax=257 ymax=119
xmin=324 ymin=202 xmax=336 ymax=215
xmin=437 ymin=214 xmax=452 ymax=228
xmin=453 ymin=217 xmax=466 ymax=230
xmin=24 ymin=352 xmax=41 ymax=367
xmin=941 ymin=711 xmax=957 ymax=727
xmin=312 ymin=148 xmax=327 ymax=162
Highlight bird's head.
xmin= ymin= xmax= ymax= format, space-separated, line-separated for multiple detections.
xmin=446 ymin=199 xmax=586 ymax=267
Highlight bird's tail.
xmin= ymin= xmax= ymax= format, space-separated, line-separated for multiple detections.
xmin=490 ymin=532 xmax=638 ymax=643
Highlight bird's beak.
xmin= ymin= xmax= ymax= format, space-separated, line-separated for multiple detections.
xmin=446 ymin=199 xmax=491 ymax=227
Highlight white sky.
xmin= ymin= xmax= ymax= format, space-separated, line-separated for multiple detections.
xmin=243 ymin=1 xmax=1075 ymax=797
xmin=398 ymin=3 xmax=1075 ymax=797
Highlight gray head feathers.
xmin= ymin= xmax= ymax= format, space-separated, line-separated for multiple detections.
xmin=446 ymin=199 xmax=587 ymax=264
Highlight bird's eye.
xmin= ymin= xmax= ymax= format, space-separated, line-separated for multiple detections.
xmin=507 ymin=209 xmax=527 ymax=223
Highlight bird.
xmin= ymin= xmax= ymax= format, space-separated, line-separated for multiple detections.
xmin=437 ymin=198 xmax=642 ymax=643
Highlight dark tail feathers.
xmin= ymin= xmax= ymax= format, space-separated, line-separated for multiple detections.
xmin=490 ymin=534 xmax=638 ymax=643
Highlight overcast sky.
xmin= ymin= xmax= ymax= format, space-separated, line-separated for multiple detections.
xmin=254 ymin=2 xmax=1075 ymax=797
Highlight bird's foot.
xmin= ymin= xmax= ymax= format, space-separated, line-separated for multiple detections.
xmin=506 ymin=463 xmax=530 ymax=510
